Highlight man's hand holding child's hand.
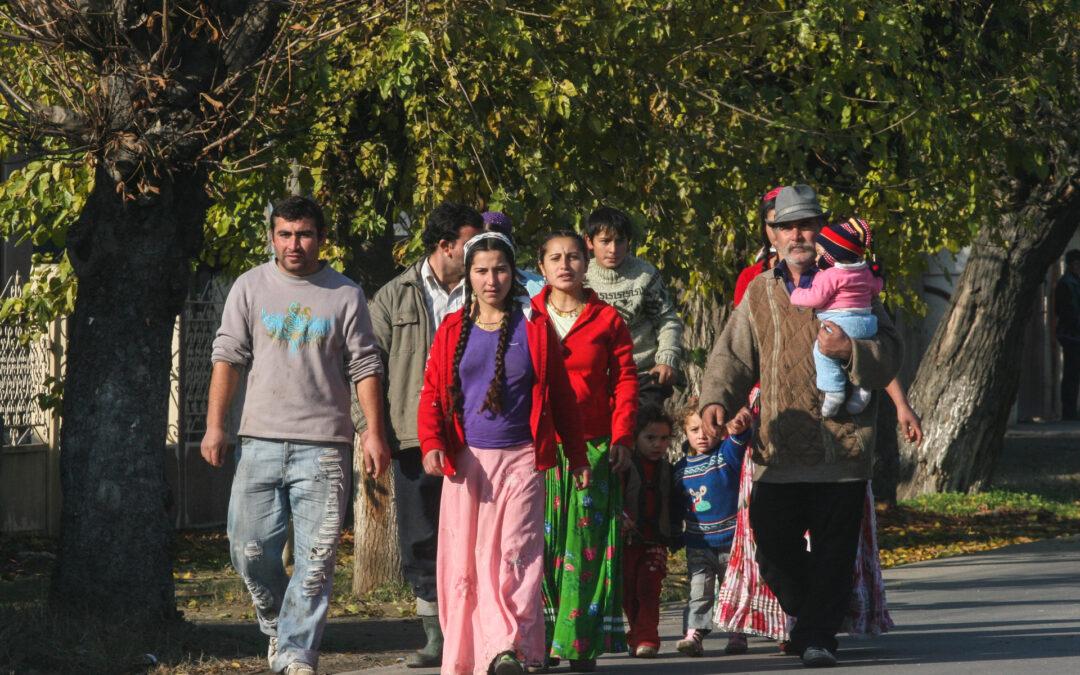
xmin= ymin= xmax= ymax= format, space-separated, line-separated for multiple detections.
xmin=725 ymin=406 xmax=754 ymax=437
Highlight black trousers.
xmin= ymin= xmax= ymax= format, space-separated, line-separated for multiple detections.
xmin=749 ymin=481 xmax=866 ymax=655
xmin=392 ymin=447 xmax=443 ymax=605
xmin=1061 ymin=340 xmax=1080 ymax=419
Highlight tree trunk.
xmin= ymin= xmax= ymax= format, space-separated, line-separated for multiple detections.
xmin=351 ymin=445 xmax=402 ymax=595
xmin=675 ymin=286 xmax=730 ymax=409
xmin=50 ymin=166 xmax=208 ymax=620
xmin=898 ymin=178 xmax=1080 ymax=499
xmin=347 ymin=228 xmax=405 ymax=595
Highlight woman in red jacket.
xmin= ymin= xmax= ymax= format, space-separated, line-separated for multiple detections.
xmin=531 ymin=230 xmax=638 ymax=672
xmin=732 ymin=187 xmax=781 ymax=306
xmin=419 ymin=232 xmax=591 ymax=675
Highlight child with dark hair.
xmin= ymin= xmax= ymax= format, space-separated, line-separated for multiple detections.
xmin=673 ymin=400 xmax=752 ymax=657
xmin=418 ymin=232 xmax=591 ymax=675
xmin=583 ymin=207 xmax=683 ymax=409
xmin=789 ymin=217 xmax=883 ymax=418
xmin=621 ymin=405 xmax=682 ymax=658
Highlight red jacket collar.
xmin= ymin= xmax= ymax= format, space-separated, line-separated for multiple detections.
xmin=530 ymin=285 xmax=602 ymax=336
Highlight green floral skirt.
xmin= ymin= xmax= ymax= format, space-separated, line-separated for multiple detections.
xmin=542 ymin=437 xmax=627 ymax=659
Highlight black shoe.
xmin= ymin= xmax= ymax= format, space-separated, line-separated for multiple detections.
xmin=569 ymin=658 xmax=596 ymax=672
xmin=801 ymin=646 xmax=837 ymax=668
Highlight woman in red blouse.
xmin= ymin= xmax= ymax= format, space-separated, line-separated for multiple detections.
xmin=532 ymin=230 xmax=639 ymax=672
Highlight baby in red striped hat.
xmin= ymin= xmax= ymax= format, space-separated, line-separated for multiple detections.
xmin=789 ymin=218 xmax=884 ymax=417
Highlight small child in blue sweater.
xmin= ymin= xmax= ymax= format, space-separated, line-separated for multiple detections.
xmin=673 ymin=399 xmax=753 ymax=657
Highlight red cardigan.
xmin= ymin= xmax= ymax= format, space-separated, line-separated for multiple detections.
xmin=418 ymin=306 xmax=588 ymax=476
xmin=734 ymin=260 xmax=769 ymax=307
xmin=531 ymin=287 xmax=638 ymax=448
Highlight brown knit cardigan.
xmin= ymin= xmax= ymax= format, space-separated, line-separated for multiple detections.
xmin=699 ymin=270 xmax=902 ymax=483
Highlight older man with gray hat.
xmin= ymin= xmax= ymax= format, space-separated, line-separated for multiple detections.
xmin=698 ymin=184 xmax=902 ymax=667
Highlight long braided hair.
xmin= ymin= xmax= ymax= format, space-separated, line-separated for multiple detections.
xmin=447 ymin=236 xmax=526 ymax=421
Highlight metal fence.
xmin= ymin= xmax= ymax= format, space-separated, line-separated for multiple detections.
xmin=179 ymin=278 xmax=233 ymax=444
xmin=0 ymin=272 xmax=63 ymax=534
xmin=1 ymin=272 xmax=238 ymax=534
xmin=0 ymin=273 xmax=58 ymax=447
xmin=167 ymin=276 xmax=237 ymax=529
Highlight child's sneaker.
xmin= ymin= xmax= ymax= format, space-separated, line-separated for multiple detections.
xmin=724 ymin=632 xmax=748 ymax=654
xmin=845 ymin=386 xmax=872 ymax=414
xmin=675 ymin=628 xmax=705 ymax=656
xmin=634 ymin=644 xmax=658 ymax=658
xmin=821 ymin=391 xmax=845 ymax=417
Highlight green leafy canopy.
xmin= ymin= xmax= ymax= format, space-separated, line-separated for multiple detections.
xmin=5 ymin=1 xmax=1080 ymax=328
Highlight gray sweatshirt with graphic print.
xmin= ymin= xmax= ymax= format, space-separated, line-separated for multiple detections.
xmin=211 ymin=261 xmax=383 ymax=444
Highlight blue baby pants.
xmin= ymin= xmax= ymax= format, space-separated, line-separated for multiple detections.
xmin=813 ymin=310 xmax=878 ymax=393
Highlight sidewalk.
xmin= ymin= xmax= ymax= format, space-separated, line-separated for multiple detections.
xmin=345 ymin=535 xmax=1080 ymax=674
xmin=1006 ymin=420 xmax=1080 ymax=440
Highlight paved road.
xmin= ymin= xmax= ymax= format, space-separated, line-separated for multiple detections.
xmin=345 ymin=535 xmax=1080 ymax=674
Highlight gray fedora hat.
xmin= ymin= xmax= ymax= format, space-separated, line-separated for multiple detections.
xmin=770 ymin=184 xmax=830 ymax=224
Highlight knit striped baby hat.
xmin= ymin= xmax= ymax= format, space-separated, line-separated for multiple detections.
xmin=816 ymin=217 xmax=872 ymax=265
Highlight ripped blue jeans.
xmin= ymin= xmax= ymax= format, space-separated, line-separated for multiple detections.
xmin=227 ymin=436 xmax=351 ymax=672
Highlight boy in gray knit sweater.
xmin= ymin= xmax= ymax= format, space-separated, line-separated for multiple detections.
xmin=584 ymin=206 xmax=683 ymax=407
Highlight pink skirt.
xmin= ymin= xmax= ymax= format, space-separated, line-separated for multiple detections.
xmin=437 ymin=442 xmax=546 ymax=675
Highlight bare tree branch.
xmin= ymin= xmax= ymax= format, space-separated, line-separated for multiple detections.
xmin=0 ymin=0 xmax=399 ymax=195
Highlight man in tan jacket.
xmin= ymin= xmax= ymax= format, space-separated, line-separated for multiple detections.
xmin=700 ymin=185 xmax=902 ymax=668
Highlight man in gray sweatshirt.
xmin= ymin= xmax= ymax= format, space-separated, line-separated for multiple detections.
xmin=201 ymin=196 xmax=389 ymax=675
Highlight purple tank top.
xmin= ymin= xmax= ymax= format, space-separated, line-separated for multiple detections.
xmin=459 ymin=308 xmax=534 ymax=448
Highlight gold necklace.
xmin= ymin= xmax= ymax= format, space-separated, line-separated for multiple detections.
xmin=473 ymin=312 xmax=505 ymax=330
xmin=549 ymin=301 xmax=582 ymax=318
xmin=548 ymin=291 xmax=584 ymax=318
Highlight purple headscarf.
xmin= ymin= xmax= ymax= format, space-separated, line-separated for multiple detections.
xmin=481 ymin=211 xmax=513 ymax=237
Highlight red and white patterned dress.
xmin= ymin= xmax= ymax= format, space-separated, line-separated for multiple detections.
xmin=714 ymin=452 xmax=893 ymax=640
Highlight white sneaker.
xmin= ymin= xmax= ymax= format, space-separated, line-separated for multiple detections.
xmin=821 ymin=391 xmax=845 ymax=418
xmin=285 ymin=662 xmax=315 ymax=675
xmin=845 ymin=386 xmax=872 ymax=414
xmin=267 ymin=636 xmax=278 ymax=667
